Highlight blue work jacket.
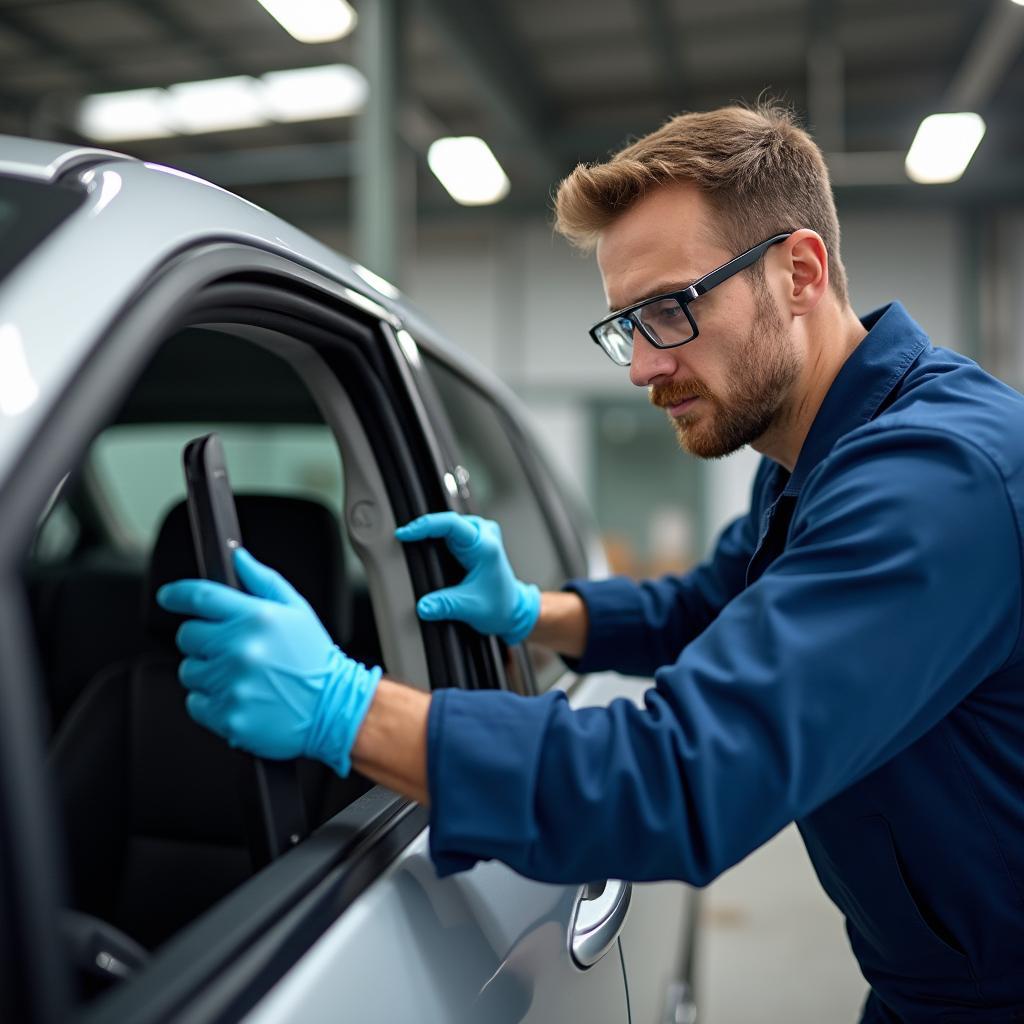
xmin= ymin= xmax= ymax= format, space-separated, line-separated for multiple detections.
xmin=427 ymin=302 xmax=1024 ymax=1020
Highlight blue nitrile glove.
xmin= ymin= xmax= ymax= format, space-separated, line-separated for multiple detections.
xmin=395 ymin=512 xmax=540 ymax=645
xmin=155 ymin=548 xmax=381 ymax=777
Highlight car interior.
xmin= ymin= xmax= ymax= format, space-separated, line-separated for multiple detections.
xmin=20 ymin=326 xmax=387 ymax=994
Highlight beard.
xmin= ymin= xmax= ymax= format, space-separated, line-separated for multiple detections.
xmin=650 ymin=293 xmax=800 ymax=459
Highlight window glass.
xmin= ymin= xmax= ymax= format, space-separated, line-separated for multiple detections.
xmin=90 ymin=423 xmax=344 ymax=553
xmin=21 ymin=326 xmax=385 ymax=998
xmin=424 ymin=355 xmax=568 ymax=691
xmin=0 ymin=177 xmax=83 ymax=283
xmin=32 ymin=500 xmax=81 ymax=565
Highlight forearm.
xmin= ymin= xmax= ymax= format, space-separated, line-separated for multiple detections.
xmin=350 ymin=678 xmax=431 ymax=805
xmin=528 ymin=590 xmax=588 ymax=659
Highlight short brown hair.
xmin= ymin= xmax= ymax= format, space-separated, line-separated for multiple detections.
xmin=554 ymin=103 xmax=849 ymax=305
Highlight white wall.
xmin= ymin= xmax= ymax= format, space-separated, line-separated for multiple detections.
xmin=839 ymin=209 xmax=963 ymax=351
xmin=406 ymin=207 xmax=970 ymax=550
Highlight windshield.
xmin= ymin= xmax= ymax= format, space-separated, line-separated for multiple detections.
xmin=0 ymin=176 xmax=84 ymax=284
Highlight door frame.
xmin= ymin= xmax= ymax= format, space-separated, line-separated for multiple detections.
xmin=0 ymin=242 xmax=501 ymax=1023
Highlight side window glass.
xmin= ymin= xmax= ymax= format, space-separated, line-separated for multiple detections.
xmin=32 ymin=500 xmax=81 ymax=565
xmin=20 ymin=326 xmax=387 ymax=1002
xmin=89 ymin=423 xmax=345 ymax=552
xmin=423 ymin=355 xmax=567 ymax=691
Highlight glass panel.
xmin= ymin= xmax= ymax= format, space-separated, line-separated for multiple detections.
xmin=90 ymin=422 xmax=344 ymax=553
xmin=424 ymin=356 xmax=569 ymax=692
xmin=636 ymin=296 xmax=694 ymax=345
xmin=595 ymin=317 xmax=634 ymax=365
xmin=0 ymin=178 xmax=84 ymax=283
xmin=21 ymin=327 xmax=382 ymax=993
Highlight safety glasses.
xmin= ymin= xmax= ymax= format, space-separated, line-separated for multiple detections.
xmin=589 ymin=232 xmax=794 ymax=366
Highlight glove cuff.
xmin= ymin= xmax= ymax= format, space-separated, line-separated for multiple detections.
xmin=305 ymin=646 xmax=383 ymax=777
xmin=500 ymin=582 xmax=541 ymax=646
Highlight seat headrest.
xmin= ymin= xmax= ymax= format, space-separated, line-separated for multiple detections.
xmin=145 ymin=495 xmax=349 ymax=643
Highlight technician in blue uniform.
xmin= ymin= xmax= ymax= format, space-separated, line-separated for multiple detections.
xmin=157 ymin=105 xmax=1024 ymax=1020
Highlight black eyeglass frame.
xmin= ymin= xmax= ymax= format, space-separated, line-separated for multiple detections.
xmin=589 ymin=231 xmax=795 ymax=366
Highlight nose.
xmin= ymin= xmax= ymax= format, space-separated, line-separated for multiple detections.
xmin=628 ymin=328 xmax=678 ymax=388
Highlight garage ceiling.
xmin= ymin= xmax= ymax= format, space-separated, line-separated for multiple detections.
xmin=0 ymin=0 xmax=1020 ymax=227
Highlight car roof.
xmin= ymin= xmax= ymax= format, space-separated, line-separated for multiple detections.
xmin=0 ymin=134 xmax=132 ymax=183
xmin=0 ymin=134 xmax=522 ymax=486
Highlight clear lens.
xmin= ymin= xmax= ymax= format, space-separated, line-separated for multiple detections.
xmin=594 ymin=316 xmax=635 ymax=366
xmin=636 ymin=296 xmax=694 ymax=345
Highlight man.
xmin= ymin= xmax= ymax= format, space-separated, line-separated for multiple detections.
xmin=157 ymin=105 xmax=1024 ymax=1021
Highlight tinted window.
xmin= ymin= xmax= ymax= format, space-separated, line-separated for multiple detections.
xmin=424 ymin=355 xmax=568 ymax=691
xmin=0 ymin=176 xmax=84 ymax=282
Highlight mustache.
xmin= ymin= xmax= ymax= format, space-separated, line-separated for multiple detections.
xmin=650 ymin=379 xmax=716 ymax=408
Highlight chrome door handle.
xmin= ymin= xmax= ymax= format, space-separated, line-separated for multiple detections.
xmin=569 ymin=879 xmax=632 ymax=968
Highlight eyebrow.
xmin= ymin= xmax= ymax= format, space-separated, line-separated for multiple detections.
xmin=608 ymin=279 xmax=696 ymax=314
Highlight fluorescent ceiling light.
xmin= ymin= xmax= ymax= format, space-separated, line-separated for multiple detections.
xmin=427 ymin=137 xmax=511 ymax=206
xmin=166 ymin=76 xmax=268 ymax=134
xmin=905 ymin=112 xmax=986 ymax=184
xmin=78 ymin=88 xmax=176 ymax=142
xmin=77 ymin=65 xmax=365 ymax=141
xmin=256 ymin=0 xmax=357 ymax=43
xmin=262 ymin=65 xmax=368 ymax=121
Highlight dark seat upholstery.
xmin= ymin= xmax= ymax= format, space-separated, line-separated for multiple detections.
xmin=49 ymin=495 xmax=371 ymax=949
xmin=28 ymin=552 xmax=147 ymax=735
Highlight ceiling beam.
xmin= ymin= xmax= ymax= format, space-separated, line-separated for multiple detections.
xmin=805 ymin=0 xmax=844 ymax=153
xmin=0 ymin=6 xmax=122 ymax=93
xmin=944 ymin=0 xmax=1024 ymax=109
xmin=420 ymin=0 xmax=564 ymax=181
xmin=634 ymin=0 xmax=686 ymax=111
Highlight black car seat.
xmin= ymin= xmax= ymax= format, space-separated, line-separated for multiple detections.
xmin=28 ymin=549 xmax=148 ymax=736
xmin=48 ymin=495 xmax=372 ymax=950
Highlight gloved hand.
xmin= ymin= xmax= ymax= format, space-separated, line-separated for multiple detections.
xmin=395 ymin=512 xmax=540 ymax=645
xmin=155 ymin=548 xmax=381 ymax=777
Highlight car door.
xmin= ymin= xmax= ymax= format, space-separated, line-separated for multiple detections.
xmin=0 ymin=174 xmax=630 ymax=1022
xmin=403 ymin=339 xmax=701 ymax=1024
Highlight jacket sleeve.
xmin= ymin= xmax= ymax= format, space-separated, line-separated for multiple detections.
xmin=427 ymin=428 xmax=1022 ymax=884
xmin=560 ymin=460 xmax=773 ymax=677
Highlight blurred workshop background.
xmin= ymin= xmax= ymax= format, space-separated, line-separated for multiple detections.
xmin=2 ymin=0 xmax=1021 ymax=1019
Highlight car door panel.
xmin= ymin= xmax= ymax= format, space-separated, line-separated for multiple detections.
xmin=564 ymin=669 xmax=696 ymax=1024
xmin=244 ymin=832 xmax=629 ymax=1024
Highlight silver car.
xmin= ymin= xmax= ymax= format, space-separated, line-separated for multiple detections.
xmin=0 ymin=135 xmax=699 ymax=1024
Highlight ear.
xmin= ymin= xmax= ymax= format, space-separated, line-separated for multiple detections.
xmin=780 ymin=229 xmax=829 ymax=316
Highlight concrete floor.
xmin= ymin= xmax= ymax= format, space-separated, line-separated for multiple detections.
xmin=696 ymin=824 xmax=869 ymax=1023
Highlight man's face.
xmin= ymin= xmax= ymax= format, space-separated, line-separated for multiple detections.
xmin=596 ymin=181 xmax=801 ymax=459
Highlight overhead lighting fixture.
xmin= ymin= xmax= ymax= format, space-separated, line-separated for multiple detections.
xmin=255 ymin=0 xmax=357 ymax=43
xmin=78 ymin=88 xmax=176 ymax=142
xmin=166 ymin=76 xmax=268 ymax=134
xmin=905 ymin=112 xmax=986 ymax=184
xmin=262 ymin=65 xmax=368 ymax=121
xmin=77 ymin=65 xmax=367 ymax=141
xmin=427 ymin=136 xmax=511 ymax=206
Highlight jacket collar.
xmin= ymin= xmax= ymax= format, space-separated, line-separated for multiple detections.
xmin=781 ymin=301 xmax=931 ymax=498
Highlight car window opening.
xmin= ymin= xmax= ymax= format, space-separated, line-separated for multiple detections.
xmin=20 ymin=324 xmax=394 ymax=1002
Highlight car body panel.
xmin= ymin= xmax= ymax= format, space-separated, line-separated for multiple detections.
xmin=0 ymin=135 xmax=130 ymax=183
xmin=0 ymin=151 xmax=393 ymax=484
xmin=0 ymin=136 xmax=696 ymax=1022
xmin=243 ymin=833 xmax=628 ymax=1024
